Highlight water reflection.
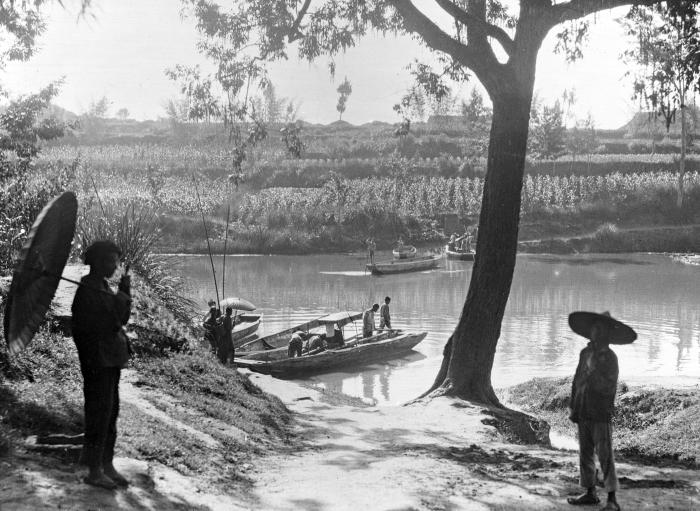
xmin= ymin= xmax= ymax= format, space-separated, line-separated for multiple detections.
xmin=169 ymin=252 xmax=700 ymax=404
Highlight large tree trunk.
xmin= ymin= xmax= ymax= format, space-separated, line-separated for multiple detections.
xmin=432 ymin=91 xmax=533 ymax=405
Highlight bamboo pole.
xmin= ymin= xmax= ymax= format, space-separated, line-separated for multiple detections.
xmin=192 ymin=175 xmax=220 ymax=310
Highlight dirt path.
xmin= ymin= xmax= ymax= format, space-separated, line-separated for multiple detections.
xmin=2 ymin=370 xmax=699 ymax=510
xmin=243 ymin=372 xmax=700 ymax=511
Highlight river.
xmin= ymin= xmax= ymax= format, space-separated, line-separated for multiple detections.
xmin=168 ymin=252 xmax=700 ymax=405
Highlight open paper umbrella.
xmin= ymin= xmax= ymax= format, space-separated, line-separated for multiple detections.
xmin=3 ymin=192 xmax=78 ymax=354
xmin=219 ymin=297 xmax=256 ymax=311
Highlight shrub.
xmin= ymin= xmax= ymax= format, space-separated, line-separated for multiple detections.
xmin=77 ymin=201 xmax=195 ymax=323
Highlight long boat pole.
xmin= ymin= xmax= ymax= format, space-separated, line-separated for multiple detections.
xmin=221 ymin=203 xmax=231 ymax=300
xmin=192 ymin=175 xmax=220 ymax=310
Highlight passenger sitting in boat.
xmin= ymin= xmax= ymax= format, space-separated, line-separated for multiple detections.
xmin=306 ymin=335 xmax=327 ymax=355
xmin=448 ymin=233 xmax=457 ymax=251
xmin=326 ymin=327 xmax=344 ymax=348
xmin=363 ymin=304 xmax=379 ymax=338
xmin=288 ymin=331 xmax=307 ymax=358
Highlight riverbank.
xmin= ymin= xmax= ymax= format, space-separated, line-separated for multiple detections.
xmin=499 ymin=377 xmax=700 ymax=468
xmin=154 ymin=207 xmax=700 ymax=256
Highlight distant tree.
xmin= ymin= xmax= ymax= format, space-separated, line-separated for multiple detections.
xmin=283 ymin=100 xmax=301 ymax=123
xmin=164 ymin=98 xmax=189 ymax=123
xmin=560 ymin=88 xmax=577 ymax=127
xmin=336 ymin=77 xmax=352 ymax=121
xmin=566 ymin=114 xmax=598 ymax=172
xmin=280 ymin=122 xmax=304 ymax=158
xmin=165 ymin=65 xmax=220 ymax=123
xmin=461 ymin=88 xmax=491 ymax=134
xmin=393 ymin=85 xmax=426 ymax=137
xmin=621 ymin=3 xmax=700 ymax=207
xmin=116 ymin=107 xmax=130 ymax=120
xmin=86 ymin=96 xmax=111 ymax=118
xmin=428 ymin=89 xmax=457 ymax=119
xmin=262 ymin=83 xmax=283 ymax=123
xmin=529 ymin=100 xmax=566 ymax=166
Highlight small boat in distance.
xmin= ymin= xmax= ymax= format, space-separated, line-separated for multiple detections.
xmin=366 ymin=254 xmax=441 ymax=275
xmin=444 ymin=245 xmax=475 ymax=261
xmin=392 ymin=245 xmax=417 ymax=259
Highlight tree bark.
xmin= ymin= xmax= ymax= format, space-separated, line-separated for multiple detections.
xmin=433 ymin=90 xmax=534 ymax=405
xmin=679 ymin=99 xmax=686 ymax=208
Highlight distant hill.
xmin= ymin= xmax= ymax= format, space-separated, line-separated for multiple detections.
xmin=619 ymin=108 xmax=700 ymax=138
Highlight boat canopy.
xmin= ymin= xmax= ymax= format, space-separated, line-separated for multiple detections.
xmin=318 ymin=311 xmax=362 ymax=325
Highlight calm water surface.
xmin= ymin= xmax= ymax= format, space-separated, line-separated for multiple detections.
xmin=168 ymin=252 xmax=700 ymax=405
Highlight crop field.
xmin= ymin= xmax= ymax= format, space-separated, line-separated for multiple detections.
xmin=65 ymin=169 xmax=700 ymax=223
xmin=40 ymin=144 xmax=699 ymax=182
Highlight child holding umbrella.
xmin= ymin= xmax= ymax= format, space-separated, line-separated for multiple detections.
xmin=71 ymin=240 xmax=132 ymax=490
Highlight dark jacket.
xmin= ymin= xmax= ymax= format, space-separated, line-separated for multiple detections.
xmin=570 ymin=343 xmax=619 ymax=423
xmin=71 ymin=274 xmax=131 ymax=368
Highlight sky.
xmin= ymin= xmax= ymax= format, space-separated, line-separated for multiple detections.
xmin=2 ymin=0 xmax=641 ymax=129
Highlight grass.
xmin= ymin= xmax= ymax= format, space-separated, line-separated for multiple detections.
xmin=131 ymin=351 xmax=292 ymax=444
xmin=498 ymin=377 xmax=700 ymax=467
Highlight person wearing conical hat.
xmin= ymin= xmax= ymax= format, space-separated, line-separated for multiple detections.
xmin=566 ymin=311 xmax=636 ymax=511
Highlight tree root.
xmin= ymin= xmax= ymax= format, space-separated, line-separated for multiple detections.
xmin=480 ymin=406 xmax=551 ymax=446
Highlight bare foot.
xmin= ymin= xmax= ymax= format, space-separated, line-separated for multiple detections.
xmin=84 ymin=474 xmax=117 ymax=490
xmin=103 ymin=466 xmax=129 ymax=487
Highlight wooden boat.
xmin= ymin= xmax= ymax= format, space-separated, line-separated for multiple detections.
xmin=366 ymin=254 xmax=440 ymax=275
xmin=392 ymin=245 xmax=417 ymax=259
xmin=444 ymin=245 xmax=475 ymax=261
xmin=232 ymin=313 xmax=262 ymax=347
xmin=238 ymin=311 xmax=363 ymax=352
xmin=234 ymin=329 xmax=427 ymax=377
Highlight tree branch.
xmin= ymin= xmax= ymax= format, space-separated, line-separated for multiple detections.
xmin=388 ymin=0 xmax=504 ymax=93
xmin=434 ymin=0 xmax=515 ymax=56
xmin=548 ymin=0 xmax=657 ymax=26
xmin=288 ymin=0 xmax=312 ymax=42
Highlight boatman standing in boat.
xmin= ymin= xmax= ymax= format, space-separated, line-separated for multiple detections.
xmin=567 ymin=311 xmax=636 ymax=511
xmin=367 ymin=237 xmax=376 ymax=265
xmin=363 ymin=303 xmax=379 ymax=338
xmin=379 ymin=296 xmax=391 ymax=330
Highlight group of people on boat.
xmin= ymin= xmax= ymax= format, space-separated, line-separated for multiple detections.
xmin=287 ymin=327 xmax=345 ymax=358
xmin=202 ymin=300 xmax=239 ymax=364
xmin=448 ymin=227 xmax=477 ymax=253
xmin=285 ymin=296 xmax=393 ymax=359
